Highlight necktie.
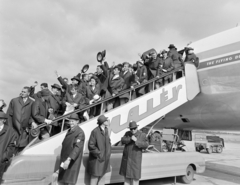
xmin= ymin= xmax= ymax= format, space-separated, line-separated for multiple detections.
xmin=104 ymin=127 xmax=108 ymax=138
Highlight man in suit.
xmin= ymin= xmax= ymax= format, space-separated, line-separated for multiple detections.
xmin=45 ymin=84 xmax=63 ymax=135
xmin=144 ymin=50 xmax=162 ymax=91
xmin=86 ymin=76 xmax=101 ymax=118
xmin=168 ymin=44 xmax=184 ymax=79
xmin=161 ymin=50 xmax=175 ymax=85
xmin=58 ymin=113 xmax=85 ymax=185
xmin=62 ymin=86 xmax=89 ymax=121
xmin=7 ymin=87 xmax=34 ymax=152
xmin=107 ymin=66 xmax=124 ymax=110
xmin=119 ymin=62 xmax=133 ymax=105
xmin=131 ymin=61 xmax=148 ymax=98
xmin=32 ymin=90 xmax=53 ymax=140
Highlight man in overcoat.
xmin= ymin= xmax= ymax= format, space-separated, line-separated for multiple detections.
xmin=143 ymin=50 xmax=162 ymax=91
xmin=55 ymin=71 xmax=86 ymax=97
xmin=7 ymin=87 xmax=34 ymax=152
xmin=58 ymin=113 xmax=85 ymax=185
xmin=107 ymin=66 xmax=124 ymax=110
xmin=168 ymin=44 xmax=184 ymax=79
xmin=88 ymin=115 xmax=111 ymax=185
xmin=119 ymin=121 xmax=149 ymax=185
xmin=0 ymin=112 xmax=17 ymax=182
xmin=161 ymin=50 xmax=175 ymax=85
xmin=32 ymin=90 xmax=53 ymax=140
xmin=131 ymin=61 xmax=148 ymax=99
xmin=119 ymin=62 xmax=133 ymax=105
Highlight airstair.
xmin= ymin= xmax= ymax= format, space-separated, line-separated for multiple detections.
xmin=2 ymin=62 xmax=200 ymax=184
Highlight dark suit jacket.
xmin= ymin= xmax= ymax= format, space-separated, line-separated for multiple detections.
xmin=32 ymin=98 xmax=49 ymax=125
xmin=63 ymin=92 xmax=88 ymax=110
xmin=85 ymin=85 xmax=101 ymax=100
xmin=168 ymin=48 xmax=184 ymax=68
xmin=108 ymin=75 xmax=125 ymax=95
xmin=45 ymin=94 xmax=62 ymax=116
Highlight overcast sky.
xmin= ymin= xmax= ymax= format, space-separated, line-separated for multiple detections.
xmin=1 ymin=0 xmax=240 ymax=108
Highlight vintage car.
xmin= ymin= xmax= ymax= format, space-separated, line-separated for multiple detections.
xmin=2 ymin=146 xmax=205 ymax=185
xmin=195 ymin=134 xmax=224 ymax=154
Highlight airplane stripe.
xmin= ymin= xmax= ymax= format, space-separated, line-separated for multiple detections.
xmin=197 ymin=41 xmax=240 ymax=61
xmin=198 ymin=52 xmax=240 ymax=69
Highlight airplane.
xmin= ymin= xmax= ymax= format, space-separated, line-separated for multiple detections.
xmin=155 ymin=25 xmax=240 ymax=131
xmin=2 ymin=25 xmax=240 ymax=185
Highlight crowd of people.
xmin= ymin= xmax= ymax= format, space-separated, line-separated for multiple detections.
xmin=0 ymin=44 xmax=198 ymax=184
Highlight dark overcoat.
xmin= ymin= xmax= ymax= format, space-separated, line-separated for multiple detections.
xmin=32 ymin=98 xmax=48 ymax=125
xmin=45 ymin=94 xmax=63 ymax=116
xmin=119 ymin=71 xmax=133 ymax=100
xmin=0 ymin=125 xmax=17 ymax=181
xmin=85 ymin=85 xmax=101 ymax=100
xmin=107 ymin=75 xmax=124 ymax=96
xmin=144 ymin=57 xmax=162 ymax=79
xmin=132 ymin=65 xmax=148 ymax=95
xmin=62 ymin=92 xmax=89 ymax=110
xmin=58 ymin=76 xmax=86 ymax=97
xmin=119 ymin=130 xmax=149 ymax=180
xmin=88 ymin=126 xmax=111 ymax=177
xmin=58 ymin=126 xmax=85 ymax=184
xmin=96 ymin=62 xmax=109 ymax=92
xmin=168 ymin=48 xmax=184 ymax=69
xmin=7 ymin=97 xmax=34 ymax=147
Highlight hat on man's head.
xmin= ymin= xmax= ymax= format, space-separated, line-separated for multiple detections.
xmin=0 ymin=112 xmax=7 ymax=119
xmin=128 ymin=121 xmax=138 ymax=129
xmin=41 ymin=89 xmax=51 ymax=97
xmin=51 ymin=84 xmax=61 ymax=90
xmin=161 ymin=50 xmax=168 ymax=54
xmin=97 ymin=115 xmax=108 ymax=125
xmin=41 ymin=83 xmax=48 ymax=88
xmin=168 ymin=44 xmax=177 ymax=49
xmin=63 ymin=77 xmax=68 ymax=81
xmin=187 ymin=47 xmax=194 ymax=51
xmin=67 ymin=113 xmax=79 ymax=120
xmin=71 ymin=76 xmax=81 ymax=82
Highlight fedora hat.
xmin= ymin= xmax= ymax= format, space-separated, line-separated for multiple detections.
xmin=161 ymin=50 xmax=168 ymax=54
xmin=97 ymin=50 xmax=106 ymax=63
xmin=128 ymin=121 xmax=138 ymax=129
xmin=97 ymin=115 xmax=108 ymax=125
xmin=51 ymin=83 xmax=61 ymax=90
xmin=93 ymin=94 xmax=101 ymax=101
xmin=168 ymin=44 xmax=177 ymax=49
xmin=0 ymin=112 xmax=7 ymax=119
xmin=67 ymin=113 xmax=79 ymax=120
xmin=71 ymin=76 xmax=81 ymax=82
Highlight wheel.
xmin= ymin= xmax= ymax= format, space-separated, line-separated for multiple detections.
xmin=207 ymin=146 xmax=212 ymax=154
xmin=178 ymin=165 xmax=195 ymax=184
xmin=216 ymin=146 xmax=223 ymax=153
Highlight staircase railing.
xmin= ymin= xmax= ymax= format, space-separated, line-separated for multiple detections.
xmin=31 ymin=67 xmax=184 ymax=137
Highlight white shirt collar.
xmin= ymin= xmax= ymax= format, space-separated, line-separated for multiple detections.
xmin=0 ymin=124 xmax=4 ymax=132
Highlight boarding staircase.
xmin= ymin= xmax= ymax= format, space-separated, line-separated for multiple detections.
xmin=2 ymin=62 xmax=200 ymax=184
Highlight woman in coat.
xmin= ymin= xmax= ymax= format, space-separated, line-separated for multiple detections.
xmin=119 ymin=121 xmax=149 ymax=185
xmin=58 ymin=113 xmax=85 ymax=185
xmin=87 ymin=115 xmax=111 ymax=185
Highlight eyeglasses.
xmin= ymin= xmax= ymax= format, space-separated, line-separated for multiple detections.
xmin=130 ymin=127 xmax=137 ymax=131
